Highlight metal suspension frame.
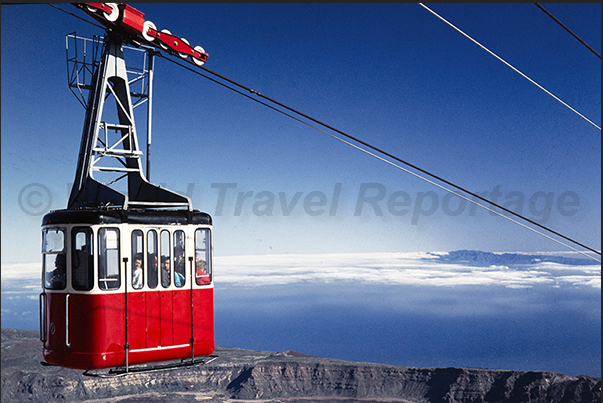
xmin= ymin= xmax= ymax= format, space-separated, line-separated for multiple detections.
xmin=67 ymin=33 xmax=191 ymax=210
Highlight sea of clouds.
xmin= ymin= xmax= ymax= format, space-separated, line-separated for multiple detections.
xmin=2 ymin=250 xmax=600 ymax=377
xmin=213 ymin=251 xmax=600 ymax=288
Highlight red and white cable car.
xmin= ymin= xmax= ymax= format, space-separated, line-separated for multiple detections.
xmin=40 ymin=3 xmax=215 ymax=374
xmin=41 ymin=210 xmax=214 ymax=371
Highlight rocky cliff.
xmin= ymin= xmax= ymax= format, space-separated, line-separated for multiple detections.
xmin=2 ymin=328 xmax=600 ymax=402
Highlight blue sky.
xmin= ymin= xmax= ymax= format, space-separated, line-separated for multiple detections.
xmin=1 ymin=3 xmax=600 ymax=261
xmin=1 ymin=3 xmax=600 ymax=377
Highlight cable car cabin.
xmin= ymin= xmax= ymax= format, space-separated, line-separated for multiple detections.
xmin=40 ymin=208 xmax=214 ymax=370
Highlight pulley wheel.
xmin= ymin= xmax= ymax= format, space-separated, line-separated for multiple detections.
xmin=178 ymin=38 xmax=190 ymax=59
xmin=159 ymin=29 xmax=172 ymax=50
xmin=103 ymin=3 xmax=119 ymax=22
xmin=143 ymin=21 xmax=156 ymax=42
xmin=192 ymin=46 xmax=206 ymax=66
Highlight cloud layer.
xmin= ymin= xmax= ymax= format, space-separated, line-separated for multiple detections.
xmin=2 ymin=250 xmax=599 ymax=377
xmin=214 ymin=251 xmax=600 ymax=289
xmin=3 ymin=251 xmax=599 ymax=289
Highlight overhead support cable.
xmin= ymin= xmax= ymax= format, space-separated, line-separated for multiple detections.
xmin=49 ymin=2 xmax=602 ymax=261
xmin=157 ymin=54 xmax=601 ymax=262
xmin=49 ymin=4 xmax=106 ymax=30
xmin=418 ymin=3 xmax=601 ymax=131
xmin=535 ymin=3 xmax=601 ymax=59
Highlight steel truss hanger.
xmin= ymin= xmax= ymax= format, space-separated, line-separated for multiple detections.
xmin=68 ymin=33 xmax=191 ymax=210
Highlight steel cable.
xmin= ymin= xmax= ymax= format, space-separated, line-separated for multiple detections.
xmin=158 ymin=54 xmax=601 ymax=261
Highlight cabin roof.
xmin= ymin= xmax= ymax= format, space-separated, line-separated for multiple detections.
xmin=42 ymin=208 xmax=212 ymax=226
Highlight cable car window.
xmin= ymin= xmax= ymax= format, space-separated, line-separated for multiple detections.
xmin=147 ymin=230 xmax=158 ymax=289
xmin=43 ymin=228 xmax=65 ymax=253
xmin=160 ymin=230 xmax=171 ymax=288
xmin=72 ymin=227 xmax=93 ymax=291
xmin=42 ymin=228 xmax=66 ymax=290
xmin=98 ymin=228 xmax=120 ymax=290
xmin=173 ymin=230 xmax=186 ymax=287
xmin=132 ymin=230 xmax=144 ymax=289
xmin=194 ymin=228 xmax=211 ymax=285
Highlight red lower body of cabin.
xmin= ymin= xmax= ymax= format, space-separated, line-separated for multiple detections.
xmin=42 ymin=288 xmax=214 ymax=370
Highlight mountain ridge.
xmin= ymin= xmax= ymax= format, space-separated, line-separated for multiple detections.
xmin=2 ymin=328 xmax=600 ymax=402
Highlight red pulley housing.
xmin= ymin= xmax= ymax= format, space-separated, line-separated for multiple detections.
xmin=118 ymin=4 xmax=145 ymax=36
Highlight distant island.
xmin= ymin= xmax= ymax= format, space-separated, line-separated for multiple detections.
xmin=2 ymin=328 xmax=600 ymax=403
xmin=431 ymin=249 xmax=596 ymax=266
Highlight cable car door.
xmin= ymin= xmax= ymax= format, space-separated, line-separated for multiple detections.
xmin=128 ymin=230 xmax=147 ymax=351
xmin=145 ymin=229 xmax=161 ymax=348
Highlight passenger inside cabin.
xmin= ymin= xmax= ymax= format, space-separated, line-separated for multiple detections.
xmin=174 ymin=246 xmax=185 ymax=286
xmin=148 ymin=253 xmax=158 ymax=288
xmin=195 ymin=252 xmax=210 ymax=285
xmin=132 ymin=253 xmax=143 ymax=289
xmin=161 ymin=256 xmax=171 ymax=288
xmin=47 ymin=253 xmax=66 ymax=289
xmin=174 ymin=247 xmax=185 ymax=287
